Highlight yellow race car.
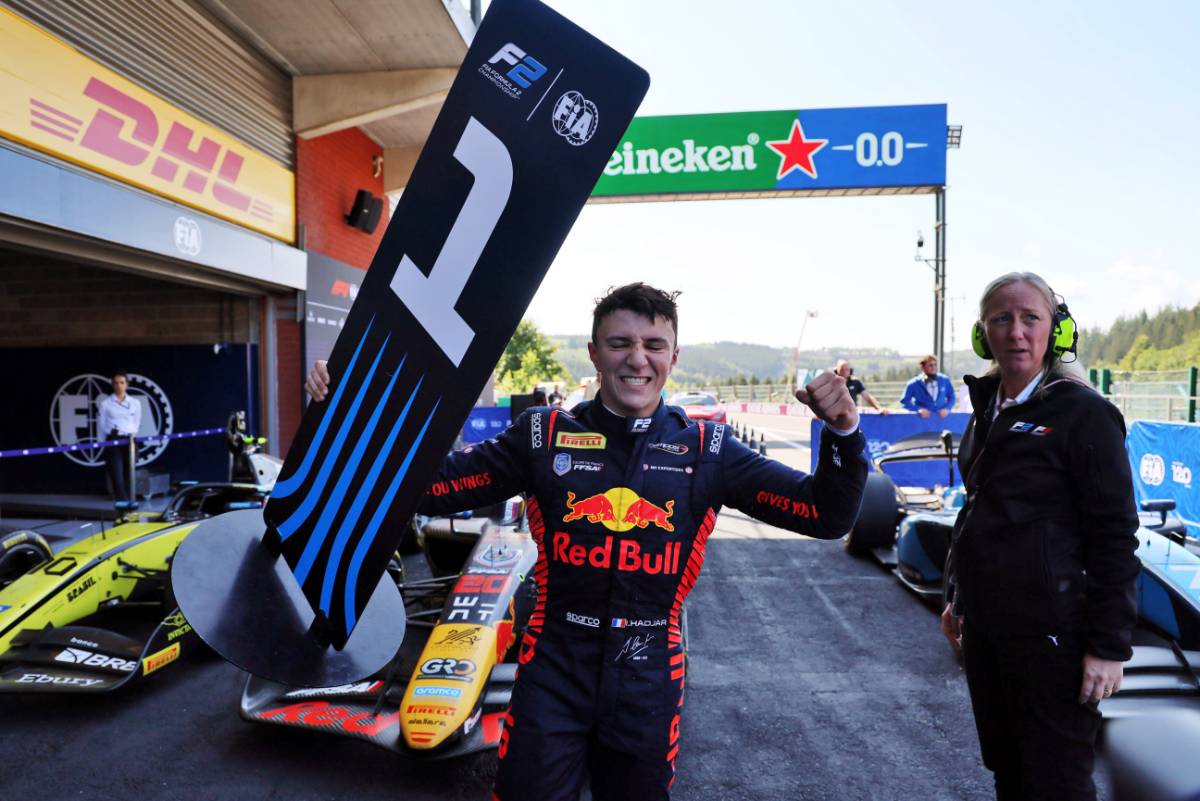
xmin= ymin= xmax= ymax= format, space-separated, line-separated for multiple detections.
xmin=0 ymin=482 xmax=268 ymax=692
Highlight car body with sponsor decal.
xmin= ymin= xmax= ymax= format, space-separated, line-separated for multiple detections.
xmin=241 ymin=510 xmax=537 ymax=758
xmin=0 ymin=481 xmax=270 ymax=692
xmin=241 ymin=498 xmax=691 ymax=758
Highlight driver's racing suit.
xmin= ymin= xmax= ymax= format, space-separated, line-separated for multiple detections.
xmin=420 ymin=400 xmax=867 ymax=800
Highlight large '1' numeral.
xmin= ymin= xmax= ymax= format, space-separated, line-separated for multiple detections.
xmin=389 ymin=117 xmax=513 ymax=366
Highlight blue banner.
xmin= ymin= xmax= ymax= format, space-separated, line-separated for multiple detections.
xmin=461 ymin=407 xmax=512 ymax=443
xmin=811 ymin=412 xmax=971 ymax=487
xmin=777 ymin=104 xmax=946 ymax=191
xmin=1127 ymin=421 xmax=1200 ymax=537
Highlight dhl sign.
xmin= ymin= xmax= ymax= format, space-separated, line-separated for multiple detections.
xmin=0 ymin=8 xmax=294 ymax=242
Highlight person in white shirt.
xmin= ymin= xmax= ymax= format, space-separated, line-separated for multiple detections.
xmin=98 ymin=371 xmax=141 ymax=502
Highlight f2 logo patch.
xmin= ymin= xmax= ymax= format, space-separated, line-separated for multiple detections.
xmin=488 ymin=43 xmax=548 ymax=89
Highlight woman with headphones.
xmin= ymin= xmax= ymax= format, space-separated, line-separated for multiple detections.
xmin=941 ymin=272 xmax=1139 ymax=801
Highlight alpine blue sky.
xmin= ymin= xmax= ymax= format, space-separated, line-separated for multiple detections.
xmin=501 ymin=0 xmax=1199 ymax=354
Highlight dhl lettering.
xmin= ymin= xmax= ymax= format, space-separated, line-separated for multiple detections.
xmin=551 ymin=532 xmax=681 ymax=575
xmin=59 ymin=78 xmax=268 ymax=220
xmin=556 ymin=432 xmax=606 ymax=449
xmin=454 ymin=574 xmax=511 ymax=595
xmin=258 ymin=701 xmax=401 ymax=737
xmin=429 ymin=472 xmax=493 ymax=496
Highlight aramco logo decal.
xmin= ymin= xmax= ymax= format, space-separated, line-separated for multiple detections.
xmin=562 ymin=488 xmax=675 ymax=533
xmin=49 ymin=373 xmax=173 ymax=467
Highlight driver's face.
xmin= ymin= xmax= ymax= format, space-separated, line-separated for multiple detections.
xmin=588 ymin=310 xmax=678 ymax=418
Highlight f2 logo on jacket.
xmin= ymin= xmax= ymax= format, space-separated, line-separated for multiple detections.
xmin=389 ymin=118 xmax=513 ymax=366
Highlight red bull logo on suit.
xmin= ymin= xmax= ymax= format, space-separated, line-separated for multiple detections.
xmin=562 ymin=487 xmax=675 ymax=533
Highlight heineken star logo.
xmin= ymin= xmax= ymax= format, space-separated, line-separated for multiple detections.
xmin=767 ymin=119 xmax=828 ymax=180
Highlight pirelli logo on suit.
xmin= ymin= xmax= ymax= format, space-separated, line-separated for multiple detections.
xmin=555 ymin=432 xmax=606 ymax=449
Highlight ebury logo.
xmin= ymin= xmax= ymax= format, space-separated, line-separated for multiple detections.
xmin=556 ymin=432 xmax=606 ymax=450
xmin=563 ymin=489 xmax=675 ymax=533
xmin=31 ymin=78 xmax=275 ymax=223
xmin=552 ymin=532 xmax=683 ymax=576
xmin=605 ymin=136 xmax=759 ymax=177
xmin=480 ymin=42 xmax=547 ymax=100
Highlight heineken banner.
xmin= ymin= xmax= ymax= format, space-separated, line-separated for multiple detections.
xmin=263 ymin=0 xmax=649 ymax=648
xmin=592 ymin=104 xmax=946 ymax=199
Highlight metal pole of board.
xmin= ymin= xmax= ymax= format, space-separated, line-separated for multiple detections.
xmin=127 ymin=434 xmax=136 ymax=502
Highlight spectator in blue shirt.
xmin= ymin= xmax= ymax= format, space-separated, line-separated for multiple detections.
xmin=900 ymin=354 xmax=955 ymax=418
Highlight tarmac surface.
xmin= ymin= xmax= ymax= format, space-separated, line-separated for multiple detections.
xmin=0 ymin=412 xmax=1112 ymax=800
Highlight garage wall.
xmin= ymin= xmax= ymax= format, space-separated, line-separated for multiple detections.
xmin=297 ymin=129 xmax=389 ymax=270
xmin=0 ymin=250 xmax=256 ymax=347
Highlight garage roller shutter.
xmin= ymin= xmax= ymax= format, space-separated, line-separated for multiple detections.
xmin=2 ymin=0 xmax=292 ymax=167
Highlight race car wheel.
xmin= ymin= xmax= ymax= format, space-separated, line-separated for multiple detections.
xmin=0 ymin=531 xmax=53 ymax=589
xmin=844 ymin=471 xmax=902 ymax=555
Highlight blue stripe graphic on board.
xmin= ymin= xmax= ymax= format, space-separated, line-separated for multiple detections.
xmin=277 ymin=334 xmax=389 ymax=542
xmin=318 ymin=373 xmax=424 ymax=612
xmin=343 ymin=400 xmax=440 ymax=632
xmin=293 ymin=354 xmax=407 ymax=587
xmin=273 ymin=317 xmax=375 ymax=499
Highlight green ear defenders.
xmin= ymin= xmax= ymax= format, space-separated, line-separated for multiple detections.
xmin=972 ymin=303 xmax=1078 ymax=360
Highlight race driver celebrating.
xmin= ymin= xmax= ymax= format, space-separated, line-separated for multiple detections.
xmin=305 ymin=282 xmax=867 ymax=801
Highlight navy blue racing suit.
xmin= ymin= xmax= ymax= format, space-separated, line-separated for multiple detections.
xmin=420 ymin=400 xmax=867 ymax=801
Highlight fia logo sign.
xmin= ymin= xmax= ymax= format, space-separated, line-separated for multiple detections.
xmin=551 ymin=91 xmax=598 ymax=146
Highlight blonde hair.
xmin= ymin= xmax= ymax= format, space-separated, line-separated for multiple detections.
xmin=977 ymin=272 xmax=1091 ymax=394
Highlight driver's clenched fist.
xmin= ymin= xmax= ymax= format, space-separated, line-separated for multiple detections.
xmin=305 ymin=360 xmax=331 ymax=402
xmin=795 ymin=371 xmax=859 ymax=432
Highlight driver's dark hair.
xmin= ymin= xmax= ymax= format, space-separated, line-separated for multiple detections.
xmin=111 ymin=370 xmax=129 ymax=382
xmin=591 ymin=283 xmax=681 ymax=345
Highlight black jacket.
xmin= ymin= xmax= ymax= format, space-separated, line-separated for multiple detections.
xmin=950 ymin=373 xmax=1139 ymax=660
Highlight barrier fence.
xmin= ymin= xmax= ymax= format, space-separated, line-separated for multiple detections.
xmin=681 ymin=367 xmax=1200 ymax=423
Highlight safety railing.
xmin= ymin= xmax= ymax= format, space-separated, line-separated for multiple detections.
xmin=681 ymin=367 xmax=1200 ymax=423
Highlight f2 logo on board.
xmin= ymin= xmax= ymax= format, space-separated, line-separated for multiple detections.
xmin=489 ymin=44 xmax=548 ymax=89
xmin=389 ymin=117 xmax=513 ymax=366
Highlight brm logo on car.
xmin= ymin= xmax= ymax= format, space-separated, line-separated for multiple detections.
xmin=54 ymin=648 xmax=137 ymax=673
xmin=480 ymin=43 xmax=548 ymax=100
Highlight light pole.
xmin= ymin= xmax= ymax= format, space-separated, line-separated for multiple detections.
xmin=791 ymin=309 xmax=818 ymax=387
xmin=914 ymin=201 xmax=946 ymax=367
